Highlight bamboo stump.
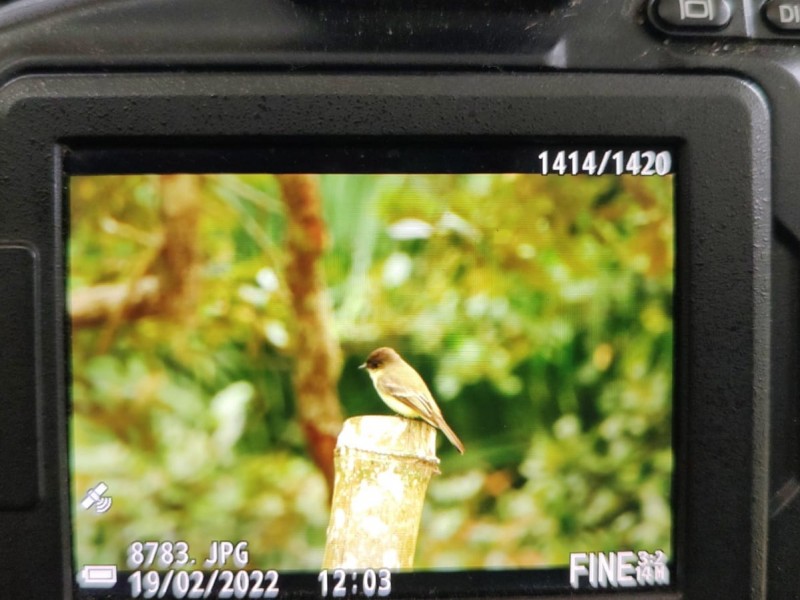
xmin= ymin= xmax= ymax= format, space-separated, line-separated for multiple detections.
xmin=322 ymin=416 xmax=440 ymax=570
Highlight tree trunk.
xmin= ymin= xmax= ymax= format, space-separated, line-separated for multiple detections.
xmin=276 ymin=174 xmax=344 ymax=494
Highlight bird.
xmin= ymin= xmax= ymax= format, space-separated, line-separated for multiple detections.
xmin=359 ymin=347 xmax=465 ymax=454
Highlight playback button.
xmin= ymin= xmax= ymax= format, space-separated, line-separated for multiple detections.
xmin=654 ymin=0 xmax=733 ymax=29
xmin=764 ymin=1 xmax=800 ymax=30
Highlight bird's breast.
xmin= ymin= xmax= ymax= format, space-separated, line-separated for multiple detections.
xmin=378 ymin=391 xmax=420 ymax=418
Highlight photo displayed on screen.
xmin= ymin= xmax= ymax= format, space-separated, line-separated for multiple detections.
xmin=69 ymin=171 xmax=674 ymax=596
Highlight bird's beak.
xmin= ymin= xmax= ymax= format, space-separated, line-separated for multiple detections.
xmin=358 ymin=363 xmax=366 ymax=370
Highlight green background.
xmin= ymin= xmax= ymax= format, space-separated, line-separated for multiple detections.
xmin=69 ymin=172 xmax=674 ymax=570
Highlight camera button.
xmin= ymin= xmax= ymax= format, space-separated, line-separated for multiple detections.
xmin=654 ymin=0 xmax=733 ymax=29
xmin=0 ymin=245 xmax=40 ymax=509
xmin=763 ymin=1 xmax=800 ymax=30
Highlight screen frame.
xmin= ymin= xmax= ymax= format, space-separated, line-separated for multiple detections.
xmin=0 ymin=72 xmax=770 ymax=598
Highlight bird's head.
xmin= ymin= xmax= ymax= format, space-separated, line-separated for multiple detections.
xmin=359 ymin=347 xmax=400 ymax=372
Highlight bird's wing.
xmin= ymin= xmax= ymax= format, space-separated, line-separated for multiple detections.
xmin=376 ymin=378 xmax=442 ymax=427
xmin=377 ymin=374 xmax=466 ymax=454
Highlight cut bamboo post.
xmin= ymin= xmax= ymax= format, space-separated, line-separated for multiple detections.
xmin=322 ymin=416 xmax=440 ymax=570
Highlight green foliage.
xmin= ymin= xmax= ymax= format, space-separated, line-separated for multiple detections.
xmin=70 ymin=172 xmax=673 ymax=570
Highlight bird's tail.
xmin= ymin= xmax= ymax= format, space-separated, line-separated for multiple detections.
xmin=437 ymin=419 xmax=465 ymax=454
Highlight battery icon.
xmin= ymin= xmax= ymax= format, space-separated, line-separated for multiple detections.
xmin=77 ymin=564 xmax=117 ymax=589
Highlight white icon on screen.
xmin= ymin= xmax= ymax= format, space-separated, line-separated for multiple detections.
xmin=81 ymin=481 xmax=112 ymax=513
xmin=77 ymin=564 xmax=117 ymax=589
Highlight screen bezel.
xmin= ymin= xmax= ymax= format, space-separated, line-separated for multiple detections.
xmin=0 ymin=72 xmax=770 ymax=599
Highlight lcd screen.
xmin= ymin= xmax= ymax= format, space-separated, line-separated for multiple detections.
xmin=69 ymin=161 xmax=674 ymax=598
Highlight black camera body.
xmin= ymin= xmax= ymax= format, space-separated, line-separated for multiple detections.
xmin=0 ymin=0 xmax=796 ymax=598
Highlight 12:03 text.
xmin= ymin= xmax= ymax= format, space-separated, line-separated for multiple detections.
xmin=318 ymin=569 xmax=391 ymax=598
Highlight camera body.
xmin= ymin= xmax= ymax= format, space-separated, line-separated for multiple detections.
xmin=0 ymin=0 xmax=796 ymax=598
